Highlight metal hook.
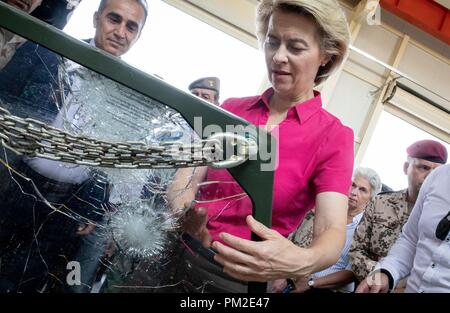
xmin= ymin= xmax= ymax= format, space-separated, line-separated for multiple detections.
xmin=206 ymin=132 xmax=258 ymax=169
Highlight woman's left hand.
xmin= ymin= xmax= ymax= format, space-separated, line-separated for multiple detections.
xmin=211 ymin=215 xmax=312 ymax=282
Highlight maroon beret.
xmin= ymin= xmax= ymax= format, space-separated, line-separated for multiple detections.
xmin=407 ymin=140 xmax=448 ymax=164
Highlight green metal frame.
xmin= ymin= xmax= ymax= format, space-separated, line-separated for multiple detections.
xmin=0 ymin=3 xmax=276 ymax=293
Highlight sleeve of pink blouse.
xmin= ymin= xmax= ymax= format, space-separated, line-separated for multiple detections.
xmin=312 ymin=123 xmax=354 ymax=196
xmin=220 ymin=98 xmax=238 ymax=113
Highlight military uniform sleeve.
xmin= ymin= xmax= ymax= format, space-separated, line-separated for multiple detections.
xmin=291 ymin=211 xmax=315 ymax=248
xmin=349 ymin=199 xmax=378 ymax=282
xmin=378 ymin=183 xmax=427 ymax=286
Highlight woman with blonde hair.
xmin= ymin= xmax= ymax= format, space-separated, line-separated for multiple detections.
xmin=169 ymin=0 xmax=353 ymax=291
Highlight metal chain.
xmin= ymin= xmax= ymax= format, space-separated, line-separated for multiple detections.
xmin=0 ymin=106 xmax=223 ymax=169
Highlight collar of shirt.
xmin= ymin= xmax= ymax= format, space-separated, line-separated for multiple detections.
xmin=349 ymin=211 xmax=364 ymax=227
xmin=88 ymin=38 xmax=122 ymax=59
xmin=245 ymin=87 xmax=322 ymax=124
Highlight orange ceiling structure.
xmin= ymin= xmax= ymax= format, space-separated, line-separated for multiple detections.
xmin=380 ymin=0 xmax=450 ymax=44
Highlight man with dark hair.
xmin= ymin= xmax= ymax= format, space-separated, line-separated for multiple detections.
xmin=93 ymin=0 xmax=147 ymax=57
xmin=98 ymin=0 xmax=148 ymax=20
xmin=349 ymin=140 xmax=447 ymax=291
xmin=356 ymin=164 xmax=450 ymax=293
xmin=0 ymin=0 xmax=147 ymax=293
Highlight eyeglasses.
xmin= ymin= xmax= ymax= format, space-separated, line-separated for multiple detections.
xmin=436 ymin=211 xmax=450 ymax=241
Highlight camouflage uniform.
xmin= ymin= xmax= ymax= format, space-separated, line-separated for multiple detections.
xmin=0 ymin=28 xmax=26 ymax=70
xmin=291 ymin=211 xmax=314 ymax=248
xmin=349 ymin=190 xmax=413 ymax=282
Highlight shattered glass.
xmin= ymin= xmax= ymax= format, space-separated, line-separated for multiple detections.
xmin=0 ymin=31 xmax=252 ymax=293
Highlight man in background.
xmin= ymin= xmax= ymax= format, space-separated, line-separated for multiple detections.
xmin=356 ymin=164 xmax=450 ymax=293
xmin=189 ymin=76 xmax=220 ymax=105
xmin=349 ymin=139 xmax=447 ymax=290
xmin=0 ymin=0 xmax=148 ymax=292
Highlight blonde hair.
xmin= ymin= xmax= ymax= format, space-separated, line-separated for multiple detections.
xmin=256 ymin=0 xmax=350 ymax=85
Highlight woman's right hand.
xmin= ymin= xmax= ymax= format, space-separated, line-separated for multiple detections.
xmin=182 ymin=202 xmax=212 ymax=248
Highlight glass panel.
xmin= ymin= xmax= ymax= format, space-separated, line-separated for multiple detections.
xmin=0 ymin=29 xmax=252 ymax=293
xmin=64 ymin=0 xmax=266 ymax=102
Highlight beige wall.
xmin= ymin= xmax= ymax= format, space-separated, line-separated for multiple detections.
xmin=162 ymin=0 xmax=450 ymax=163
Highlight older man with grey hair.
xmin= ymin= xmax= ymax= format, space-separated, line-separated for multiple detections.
xmin=271 ymin=167 xmax=382 ymax=293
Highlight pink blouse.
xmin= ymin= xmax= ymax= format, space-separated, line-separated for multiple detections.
xmin=198 ymin=88 xmax=354 ymax=242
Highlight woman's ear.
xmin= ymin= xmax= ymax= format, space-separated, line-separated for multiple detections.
xmin=321 ymin=54 xmax=331 ymax=67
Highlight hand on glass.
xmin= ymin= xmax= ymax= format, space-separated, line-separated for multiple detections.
xmin=212 ymin=215 xmax=312 ymax=282
xmin=181 ymin=201 xmax=212 ymax=248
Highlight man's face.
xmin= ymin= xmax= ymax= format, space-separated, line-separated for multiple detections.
xmin=4 ymin=0 xmax=42 ymax=13
xmin=404 ymin=158 xmax=442 ymax=194
xmin=93 ymin=0 xmax=146 ymax=57
xmin=191 ymin=88 xmax=218 ymax=105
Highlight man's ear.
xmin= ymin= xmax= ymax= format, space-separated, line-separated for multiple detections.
xmin=403 ymin=162 xmax=409 ymax=175
xmin=136 ymin=25 xmax=145 ymax=40
xmin=93 ymin=12 xmax=99 ymax=28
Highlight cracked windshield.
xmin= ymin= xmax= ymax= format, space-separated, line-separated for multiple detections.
xmin=0 ymin=1 xmax=256 ymax=293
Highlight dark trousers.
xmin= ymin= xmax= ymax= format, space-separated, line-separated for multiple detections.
xmin=0 ymin=151 xmax=109 ymax=292
xmin=69 ymin=225 xmax=108 ymax=293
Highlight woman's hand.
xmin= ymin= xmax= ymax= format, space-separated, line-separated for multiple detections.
xmin=182 ymin=202 xmax=212 ymax=248
xmin=166 ymin=167 xmax=210 ymax=247
xmin=211 ymin=215 xmax=313 ymax=282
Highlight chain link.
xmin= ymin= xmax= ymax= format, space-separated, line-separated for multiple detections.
xmin=0 ymin=107 xmax=223 ymax=169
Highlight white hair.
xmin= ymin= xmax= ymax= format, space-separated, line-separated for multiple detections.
xmin=353 ymin=167 xmax=382 ymax=199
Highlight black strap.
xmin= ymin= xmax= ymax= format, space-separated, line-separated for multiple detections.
xmin=380 ymin=268 xmax=394 ymax=291
xmin=436 ymin=211 xmax=450 ymax=240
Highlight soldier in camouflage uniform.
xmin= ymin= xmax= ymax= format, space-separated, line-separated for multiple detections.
xmin=349 ymin=140 xmax=447 ymax=285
